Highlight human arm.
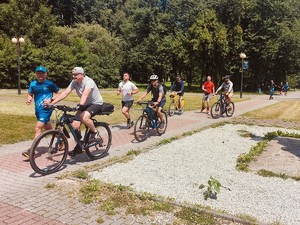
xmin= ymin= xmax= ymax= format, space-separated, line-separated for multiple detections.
xmin=26 ymin=93 xmax=34 ymax=105
xmin=49 ymin=86 xmax=72 ymax=105
xmin=179 ymin=81 xmax=184 ymax=93
xmin=137 ymin=92 xmax=147 ymax=102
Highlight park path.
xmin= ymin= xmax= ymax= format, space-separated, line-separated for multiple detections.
xmin=0 ymin=92 xmax=298 ymax=225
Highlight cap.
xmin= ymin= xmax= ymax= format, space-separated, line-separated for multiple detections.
xmin=224 ymin=75 xmax=230 ymax=79
xmin=72 ymin=67 xmax=84 ymax=74
xmin=35 ymin=66 xmax=47 ymax=73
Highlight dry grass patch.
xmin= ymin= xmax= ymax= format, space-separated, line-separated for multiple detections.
xmin=242 ymin=100 xmax=300 ymax=121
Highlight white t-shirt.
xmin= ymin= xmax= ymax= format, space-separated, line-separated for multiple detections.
xmin=118 ymin=81 xmax=137 ymax=102
xmin=69 ymin=76 xmax=103 ymax=105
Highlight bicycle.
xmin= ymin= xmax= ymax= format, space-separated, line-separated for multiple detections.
xmin=29 ymin=105 xmax=112 ymax=175
xmin=168 ymin=91 xmax=185 ymax=116
xmin=210 ymin=93 xmax=235 ymax=119
xmin=134 ymin=102 xmax=168 ymax=142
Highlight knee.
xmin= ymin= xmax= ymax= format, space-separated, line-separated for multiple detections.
xmin=121 ymin=108 xmax=127 ymax=115
xmin=34 ymin=126 xmax=42 ymax=134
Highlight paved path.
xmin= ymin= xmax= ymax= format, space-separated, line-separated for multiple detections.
xmin=0 ymin=92 xmax=298 ymax=225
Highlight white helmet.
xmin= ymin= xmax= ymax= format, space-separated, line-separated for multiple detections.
xmin=150 ymin=74 xmax=159 ymax=80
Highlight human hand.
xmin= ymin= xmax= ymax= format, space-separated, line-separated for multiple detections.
xmin=26 ymin=99 xmax=32 ymax=105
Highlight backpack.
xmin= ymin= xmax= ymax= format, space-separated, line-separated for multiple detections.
xmin=160 ymin=83 xmax=167 ymax=95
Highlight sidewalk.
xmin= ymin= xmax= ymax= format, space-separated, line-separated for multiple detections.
xmin=0 ymin=92 xmax=298 ymax=224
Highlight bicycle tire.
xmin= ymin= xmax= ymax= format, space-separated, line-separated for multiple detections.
xmin=156 ymin=111 xmax=168 ymax=135
xmin=225 ymin=102 xmax=235 ymax=117
xmin=134 ymin=115 xmax=150 ymax=142
xmin=179 ymin=99 xmax=184 ymax=115
xmin=29 ymin=129 xmax=68 ymax=175
xmin=210 ymin=102 xmax=221 ymax=119
xmin=85 ymin=122 xmax=112 ymax=160
xmin=168 ymin=102 xmax=175 ymax=117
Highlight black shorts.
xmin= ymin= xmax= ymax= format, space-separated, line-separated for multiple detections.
xmin=121 ymin=100 xmax=134 ymax=109
xmin=74 ymin=104 xmax=103 ymax=121
xmin=177 ymin=92 xmax=184 ymax=97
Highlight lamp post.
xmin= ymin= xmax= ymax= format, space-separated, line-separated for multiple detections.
xmin=239 ymin=52 xmax=246 ymax=98
xmin=11 ymin=36 xmax=25 ymax=95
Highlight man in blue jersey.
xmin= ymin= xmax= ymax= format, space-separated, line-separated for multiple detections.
xmin=22 ymin=66 xmax=61 ymax=158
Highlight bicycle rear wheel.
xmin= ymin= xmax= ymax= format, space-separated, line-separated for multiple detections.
xmin=225 ymin=102 xmax=235 ymax=117
xmin=210 ymin=102 xmax=221 ymax=119
xmin=29 ymin=130 xmax=68 ymax=175
xmin=134 ymin=115 xmax=150 ymax=142
xmin=85 ymin=122 xmax=112 ymax=160
xmin=168 ymin=102 xmax=175 ymax=117
xmin=156 ymin=111 xmax=168 ymax=135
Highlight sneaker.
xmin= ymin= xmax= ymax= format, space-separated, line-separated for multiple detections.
xmin=89 ymin=131 xmax=100 ymax=143
xmin=200 ymin=107 xmax=205 ymax=113
xmin=127 ymin=120 xmax=134 ymax=129
xmin=159 ymin=120 xmax=165 ymax=129
xmin=22 ymin=149 xmax=30 ymax=158
xmin=58 ymin=142 xmax=65 ymax=151
xmin=68 ymin=144 xmax=83 ymax=156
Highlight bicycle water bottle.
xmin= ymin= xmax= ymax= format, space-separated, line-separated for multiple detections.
xmin=146 ymin=105 xmax=157 ymax=128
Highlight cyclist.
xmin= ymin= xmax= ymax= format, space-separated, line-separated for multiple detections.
xmin=170 ymin=75 xmax=184 ymax=111
xmin=201 ymin=75 xmax=215 ymax=114
xmin=268 ymin=79 xmax=276 ymax=100
xmin=137 ymin=75 xmax=166 ymax=127
xmin=47 ymin=67 xmax=103 ymax=156
xmin=117 ymin=72 xmax=139 ymax=128
xmin=22 ymin=66 xmax=61 ymax=158
xmin=215 ymin=75 xmax=233 ymax=103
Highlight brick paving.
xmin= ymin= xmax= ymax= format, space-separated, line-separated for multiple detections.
xmin=0 ymin=93 xmax=298 ymax=224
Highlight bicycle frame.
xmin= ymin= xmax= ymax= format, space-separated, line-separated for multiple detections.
xmin=169 ymin=92 xmax=180 ymax=109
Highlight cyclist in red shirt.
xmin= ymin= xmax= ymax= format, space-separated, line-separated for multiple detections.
xmin=201 ymin=76 xmax=215 ymax=113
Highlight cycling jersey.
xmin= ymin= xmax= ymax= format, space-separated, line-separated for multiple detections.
xmin=146 ymin=83 xmax=166 ymax=102
xmin=170 ymin=80 xmax=184 ymax=93
xmin=28 ymin=79 xmax=59 ymax=113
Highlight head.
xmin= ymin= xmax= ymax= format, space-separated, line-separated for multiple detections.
xmin=35 ymin=66 xmax=47 ymax=83
xmin=123 ymin=72 xmax=130 ymax=82
xmin=150 ymin=74 xmax=159 ymax=87
xmin=71 ymin=67 xmax=85 ymax=83
xmin=175 ymin=75 xmax=181 ymax=82
xmin=206 ymin=76 xmax=211 ymax=81
xmin=224 ymin=75 xmax=230 ymax=82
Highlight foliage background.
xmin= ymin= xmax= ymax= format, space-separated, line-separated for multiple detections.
xmin=0 ymin=0 xmax=300 ymax=90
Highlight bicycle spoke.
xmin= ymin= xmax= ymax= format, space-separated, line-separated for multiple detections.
xmin=134 ymin=115 xmax=149 ymax=142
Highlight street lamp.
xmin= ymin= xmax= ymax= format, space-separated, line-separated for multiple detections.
xmin=239 ymin=52 xmax=247 ymax=98
xmin=11 ymin=36 xmax=25 ymax=95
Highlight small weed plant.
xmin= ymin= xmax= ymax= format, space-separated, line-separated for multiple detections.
xmin=199 ymin=176 xmax=221 ymax=200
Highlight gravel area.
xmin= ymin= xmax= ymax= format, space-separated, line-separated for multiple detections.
xmin=91 ymin=124 xmax=300 ymax=225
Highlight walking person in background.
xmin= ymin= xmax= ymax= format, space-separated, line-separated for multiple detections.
xmin=279 ymin=82 xmax=285 ymax=95
xmin=22 ymin=66 xmax=61 ymax=158
xmin=284 ymin=81 xmax=289 ymax=96
xmin=201 ymin=75 xmax=215 ymax=114
xmin=269 ymin=80 xmax=276 ymax=100
xmin=117 ymin=72 xmax=139 ymax=128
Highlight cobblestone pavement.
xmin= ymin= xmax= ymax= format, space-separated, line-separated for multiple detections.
xmin=0 ymin=93 xmax=298 ymax=224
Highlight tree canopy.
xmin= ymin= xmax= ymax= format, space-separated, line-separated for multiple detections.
xmin=0 ymin=0 xmax=300 ymax=90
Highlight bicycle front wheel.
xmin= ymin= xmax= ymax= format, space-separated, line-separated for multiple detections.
xmin=210 ymin=102 xmax=221 ymax=119
xmin=156 ymin=111 xmax=168 ymax=135
xmin=85 ymin=122 xmax=112 ymax=160
xmin=225 ymin=102 xmax=235 ymax=117
xmin=134 ymin=115 xmax=150 ymax=142
xmin=29 ymin=129 xmax=68 ymax=175
xmin=168 ymin=102 xmax=175 ymax=117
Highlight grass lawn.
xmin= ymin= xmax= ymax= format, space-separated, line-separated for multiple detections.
xmin=242 ymin=100 xmax=300 ymax=122
xmin=0 ymin=89 xmax=247 ymax=145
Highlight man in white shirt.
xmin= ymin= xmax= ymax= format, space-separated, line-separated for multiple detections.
xmin=117 ymin=72 xmax=139 ymax=128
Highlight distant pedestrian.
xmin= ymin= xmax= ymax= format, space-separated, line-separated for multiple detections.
xmin=284 ymin=81 xmax=289 ymax=96
xmin=279 ymin=82 xmax=285 ymax=95
xmin=201 ymin=75 xmax=215 ymax=113
xmin=117 ymin=72 xmax=139 ymax=128
xmin=22 ymin=66 xmax=61 ymax=158
xmin=269 ymin=80 xmax=276 ymax=100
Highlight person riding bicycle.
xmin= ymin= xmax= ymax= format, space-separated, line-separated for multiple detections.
xmin=215 ymin=75 xmax=233 ymax=103
xmin=22 ymin=66 xmax=61 ymax=159
xmin=46 ymin=67 xmax=103 ymax=156
xmin=137 ymin=74 xmax=166 ymax=128
xmin=170 ymin=75 xmax=184 ymax=111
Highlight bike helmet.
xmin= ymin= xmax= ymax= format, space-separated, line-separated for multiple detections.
xmin=150 ymin=74 xmax=159 ymax=80
xmin=224 ymin=75 xmax=230 ymax=79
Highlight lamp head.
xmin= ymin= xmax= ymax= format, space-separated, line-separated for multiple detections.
xmin=11 ymin=37 xmax=18 ymax=44
xmin=239 ymin=52 xmax=246 ymax=59
xmin=19 ymin=37 xmax=25 ymax=43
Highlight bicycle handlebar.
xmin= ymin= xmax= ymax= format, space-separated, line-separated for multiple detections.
xmin=49 ymin=105 xmax=77 ymax=112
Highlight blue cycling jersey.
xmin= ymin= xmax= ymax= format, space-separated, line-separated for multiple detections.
xmin=28 ymin=79 xmax=59 ymax=112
